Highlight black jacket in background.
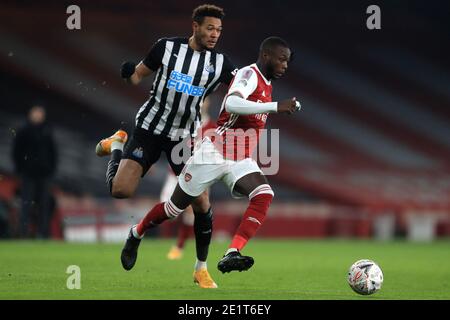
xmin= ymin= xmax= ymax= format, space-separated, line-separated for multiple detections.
xmin=12 ymin=121 xmax=58 ymax=178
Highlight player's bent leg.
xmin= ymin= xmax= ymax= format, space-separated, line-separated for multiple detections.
xmin=218 ymin=172 xmax=274 ymax=273
xmin=233 ymin=172 xmax=270 ymax=197
xmin=172 ymin=185 xmax=217 ymax=288
xmin=191 ymin=191 xmax=218 ymax=288
xmin=232 ymin=173 xmax=274 ymax=250
xmin=120 ymin=184 xmax=191 ymax=271
xmin=191 ymin=192 xmax=213 ymax=254
xmin=173 ymin=141 xmax=222 ymax=287
xmin=191 ymin=189 xmax=211 ymax=213
xmin=171 ymin=183 xmax=198 ymax=209
xmin=191 ymin=191 xmax=213 ymax=262
xmin=120 ymin=200 xmax=183 ymax=271
xmin=111 ymin=159 xmax=142 ymax=198
xmin=120 ymin=183 xmax=195 ymax=271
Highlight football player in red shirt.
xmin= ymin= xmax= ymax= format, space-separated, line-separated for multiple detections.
xmin=123 ymin=37 xmax=300 ymax=280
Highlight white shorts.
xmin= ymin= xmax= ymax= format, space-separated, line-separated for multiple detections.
xmin=178 ymin=138 xmax=263 ymax=199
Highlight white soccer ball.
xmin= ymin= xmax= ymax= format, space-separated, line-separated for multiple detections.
xmin=347 ymin=259 xmax=383 ymax=295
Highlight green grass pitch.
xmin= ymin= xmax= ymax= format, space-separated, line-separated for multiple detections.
xmin=1 ymin=239 xmax=450 ymax=299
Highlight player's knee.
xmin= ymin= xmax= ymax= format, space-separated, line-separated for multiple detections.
xmin=164 ymin=200 xmax=184 ymax=219
xmin=191 ymin=192 xmax=210 ymax=213
xmin=249 ymin=184 xmax=274 ymax=199
xmin=111 ymin=182 xmax=134 ymax=199
xmin=249 ymin=185 xmax=274 ymax=210
xmin=111 ymin=188 xmax=132 ymax=199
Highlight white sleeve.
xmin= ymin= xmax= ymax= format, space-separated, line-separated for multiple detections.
xmin=225 ymin=67 xmax=277 ymax=115
xmin=225 ymin=95 xmax=278 ymax=115
xmin=227 ymin=67 xmax=258 ymax=99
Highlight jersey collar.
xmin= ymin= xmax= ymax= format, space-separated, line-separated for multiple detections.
xmin=251 ymin=63 xmax=271 ymax=85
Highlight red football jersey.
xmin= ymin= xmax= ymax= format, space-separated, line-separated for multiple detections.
xmin=200 ymin=117 xmax=217 ymax=135
xmin=213 ymin=64 xmax=273 ymax=160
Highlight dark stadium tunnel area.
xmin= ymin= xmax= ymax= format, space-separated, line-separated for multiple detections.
xmin=0 ymin=69 xmax=119 ymax=139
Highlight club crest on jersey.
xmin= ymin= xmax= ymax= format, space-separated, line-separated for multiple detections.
xmin=242 ymin=69 xmax=253 ymax=80
xmin=132 ymin=147 xmax=144 ymax=159
xmin=184 ymin=173 xmax=192 ymax=182
xmin=205 ymin=62 xmax=215 ymax=73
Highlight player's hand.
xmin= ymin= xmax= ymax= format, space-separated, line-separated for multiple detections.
xmin=121 ymin=61 xmax=136 ymax=79
xmin=277 ymin=97 xmax=298 ymax=114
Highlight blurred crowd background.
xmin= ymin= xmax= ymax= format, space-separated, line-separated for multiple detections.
xmin=0 ymin=0 xmax=449 ymax=242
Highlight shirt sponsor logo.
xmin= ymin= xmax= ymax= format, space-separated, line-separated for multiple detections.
xmin=167 ymin=70 xmax=205 ymax=97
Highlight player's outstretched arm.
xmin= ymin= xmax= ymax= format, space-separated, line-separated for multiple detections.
xmin=224 ymin=93 xmax=277 ymax=115
xmin=121 ymin=61 xmax=153 ymax=85
xmin=225 ymin=93 xmax=300 ymax=115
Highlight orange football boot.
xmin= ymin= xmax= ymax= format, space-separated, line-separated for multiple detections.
xmin=193 ymin=268 xmax=218 ymax=289
xmin=95 ymin=129 xmax=128 ymax=157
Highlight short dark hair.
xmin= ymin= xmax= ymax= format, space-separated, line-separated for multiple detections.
xmin=259 ymin=36 xmax=290 ymax=54
xmin=192 ymin=4 xmax=225 ymax=24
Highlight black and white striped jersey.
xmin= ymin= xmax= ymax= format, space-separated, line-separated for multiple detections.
xmin=135 ymin=37 xmax=236 ymax=139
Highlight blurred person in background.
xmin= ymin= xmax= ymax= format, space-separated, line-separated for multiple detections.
xmin=12 ymin=105 xmax=58 ymax=238
xmin=95 ymin=4 xmax=237 ymax=288
xmin=161 ymin=170 xmax=194 ymax=260
xmin=0 ymin=195 xmax=11 ymax=238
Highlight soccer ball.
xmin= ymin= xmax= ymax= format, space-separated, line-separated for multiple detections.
xmin=347 ymin=259 xmax=383 ymax=295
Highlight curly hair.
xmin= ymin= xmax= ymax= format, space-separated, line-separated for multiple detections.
xmin=192 ymin=4 xmax=225 ymax=24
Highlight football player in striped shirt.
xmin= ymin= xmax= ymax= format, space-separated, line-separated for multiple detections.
xmin=95 ymin=4 xmax=236 ymax=288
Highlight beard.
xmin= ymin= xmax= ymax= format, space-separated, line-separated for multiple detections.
xmin=266 ymin=63 xmax=276 ymax=80
xmin=192 ymin=32 xmax=209 ymax=50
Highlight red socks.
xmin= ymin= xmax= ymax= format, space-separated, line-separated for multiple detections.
xmin=230 ymin=193 xmax=273 ymax=251
xmin=136 ymin=202 xmax=169 ymax=237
